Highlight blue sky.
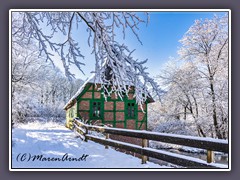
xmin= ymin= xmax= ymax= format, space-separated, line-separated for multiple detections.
xmin=52 ymin=11 xmax=228 ymax=80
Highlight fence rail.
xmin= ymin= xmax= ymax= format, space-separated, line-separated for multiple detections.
xmin=73 ymin=119 xmax=228 ymax=168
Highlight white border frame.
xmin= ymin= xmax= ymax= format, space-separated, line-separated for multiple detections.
xmin=9 ymin=9 xmax=231 ymax=171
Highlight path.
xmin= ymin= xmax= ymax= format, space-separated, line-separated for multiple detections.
xmin=12 ymin=121 xmax=166 ymax=169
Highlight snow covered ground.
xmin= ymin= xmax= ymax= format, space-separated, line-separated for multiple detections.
xmin=11 ymin=121 xmax=166 ymax=169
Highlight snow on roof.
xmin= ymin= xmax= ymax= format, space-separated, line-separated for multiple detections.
xmin=63 ymin=68 xmax=135 ymax=110
xmin=63 ymin=73 xmax=97 ymax=109
xmin=63 ymin=58 xmax=108 ymax=110
xmin=64 ymin=67 xmax=154 ymax=109
xmin=64 ymin=50 xmax=155 ymax=109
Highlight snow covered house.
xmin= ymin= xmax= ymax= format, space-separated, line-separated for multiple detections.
xmin=64 ymin=50 xmax=155 ymax=145
xmin=64 ymin=72 xmax=154 ymax=131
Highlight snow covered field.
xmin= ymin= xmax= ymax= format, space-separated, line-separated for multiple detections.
xmin=11 ymin=121 xmax=166 ymax=169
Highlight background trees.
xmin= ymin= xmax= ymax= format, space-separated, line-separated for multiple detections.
xmin=149 ymin=15 xmax=228 ymax=139
xmin=12 ymin=41 xmax=84 ymax=123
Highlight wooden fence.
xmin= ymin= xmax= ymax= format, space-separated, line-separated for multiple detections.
xmin=72 ymin=119 xmax=228 ymax=168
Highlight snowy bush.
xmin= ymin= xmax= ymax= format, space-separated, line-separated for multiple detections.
xmin=153 ymin=119 xmax=195 ymax=136
xmin=12 ymin=93 xmax=39 ymax=124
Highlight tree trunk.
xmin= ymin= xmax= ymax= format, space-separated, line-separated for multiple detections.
xmin=184 ymin=105 xmax=187 ymax=120
xmin=197 ymin=125 xmax=206 ymax=137
xmin=209 ymin=78 xmax=222 ymax=139
xmin=52 ymin=89 xmax=56 ymax=105
xmin=188 ymin=103 xmax=206 ymax=137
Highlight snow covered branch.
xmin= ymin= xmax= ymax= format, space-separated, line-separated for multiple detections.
xmin=12 ymin=11 xmax=162 ymax=105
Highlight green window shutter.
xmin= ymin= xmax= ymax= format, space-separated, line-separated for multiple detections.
xmin=125 ymin=100 xmax=136 ymax=119
xmin=90 ymin=100 xmax=103 ymax=119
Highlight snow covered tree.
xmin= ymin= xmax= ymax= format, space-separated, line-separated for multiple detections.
xmin=178 ymin=15 xmax=228 ymax=139
xmin=152 ymin=15 xmax=228 ymax=139
xmin=156 ymin=61 xmax=211 ymax=137
xmin=12 ymin=43 xmax=43 ymax=95
xmin=11 ymin=11 xmax=162 ymax=106
xmin=152 ymin=61 xmax=200 ymax=136
xmin=12 ymin=40 xmax=84 ymax=124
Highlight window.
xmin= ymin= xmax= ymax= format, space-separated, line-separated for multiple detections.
xmin=92 ymin=101 xmax=102 ymax=118
xmin=126 ymin=102 xmax=135 ymax=119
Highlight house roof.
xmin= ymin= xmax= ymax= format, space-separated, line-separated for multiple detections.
xmin=63 ymin=73 xmax=96 ymax=110
xmin=64 ymin=70 xmax=155 ymax=110
xmin=64 ymin=49 xmax=155 ymax=110
xmin=63 ymin=59 xmax=108 ymax=110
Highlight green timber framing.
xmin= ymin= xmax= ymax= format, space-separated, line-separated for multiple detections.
xmin=65 ymin=83 xmax=148 ymax=131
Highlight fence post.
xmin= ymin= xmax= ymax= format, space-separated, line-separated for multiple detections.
xmin=84 ymin=127 xmax=88 ymax=142
xmin=142 ymin=138 xmax=147 ymax=164
xmin=207 ymin=150 xmax=214 ymax=163
xmin=105 ymin=133 xmax=109 ymax=149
